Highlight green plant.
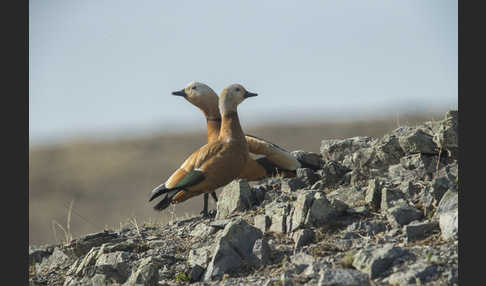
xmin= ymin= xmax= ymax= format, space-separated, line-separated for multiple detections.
xmin=174 ymin=272 xmax=191 ymax=283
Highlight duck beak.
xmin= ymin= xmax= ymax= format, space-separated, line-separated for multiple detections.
xmin=244 ymin=91 xmax=258 ymax=98
xmin=172 ymin=89 xmax=187 ymax=97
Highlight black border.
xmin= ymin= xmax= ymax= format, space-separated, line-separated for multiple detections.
xmin=5 ymin=0 xmax=29 ymax=284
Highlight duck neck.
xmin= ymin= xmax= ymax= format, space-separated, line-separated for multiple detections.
xmin=206 ymin=117 xmax=221 ymax=143
xmin=219 ymin=111 xmax=245 ymax=142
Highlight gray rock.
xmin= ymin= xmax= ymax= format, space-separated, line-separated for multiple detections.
xmin=290 ymin=252 xmax=315 ymax=274
xmin=380 ymin=188 xmax=406 ymax=211
xmin=320 ymin=136 xmax=375 ymax=163
xmin=430 ymin=176 xmax=451 ymax=202
xmin=373 ymin=134 xmax=405 ymax=167
xmin=281 ymin=177 xmax=306 ymax=193
xmin=189 ymin=265 xmax=205 ymax=282
xmin=327 ymin=186 xmax=366 ymax=208
xmin=292 ymin=150 xmax=324 ymax=170
xmin=434 ymin=190 xmax=458 ymax=219
xmin=318 ymin=268 xmax=371 ymax=286
xmin=209 ymin=219 xmax=232 ymax=229
xmin=434 ymin=110 xmax=458 ymax=159
xmin=291 ymin=191 xmax=335 ymax=231
xmin=352 ymin=244 xmax=405 ymax=279
xmin=67 ymin=230 xmax=119 ymax=257
xmin=38 ymin=247 xmax=72 ymax=273
xmin=387 ymin=262 xmax=438 ymax=286
xmin=398 ymin=128 xmax=438 ymax=155
xmin=187 ymin=246 xmax=211 ymax=268
xmin=439 ymin=209 xmax=458 ymax=240
xmin=297 ymin=168 xmax=320 ymax=186
xmin=64 ymin=274 xmax=108 ymax=286
xmin=216 ymin=180 xmax=255 ymax=219
xmin=293 ymin=229 xmax=315 ymax=251
xmin=252 ymin=238 xmax=271 ymax=265
xmin=405 ymin=221 xmax=440 ymax=242
xmin=386 ymin=202 xmax=423 ymax=227
xmin=124 ymin=257 xmax=159 ymax=286
xmin=266 ymin=201 xmax=291 ymax=233
xmin=306 ymin=192 xmax=334 ymax=226
xmin=29 ymin=245 xmax=54 ymax=265
xmin=203 ymin=219 xmax=263 ymax=281
xmin=365 ymin=178 xmax=382 ymax=210
xmin=317 ymin=161 xmax=350 ymax=188
xmin=95 ymin=251 xmax=132 ymax=283
xmin=254 ymin=215 xmax=271 ymax=233
xmin=190 ymin=223 xmax=216 ymax=238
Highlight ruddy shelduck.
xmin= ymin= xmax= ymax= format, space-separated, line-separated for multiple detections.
xmin=172 ymin=82 xmax=311 ymax=182
xmin=149 ymin=84 xmax=257 ymax=217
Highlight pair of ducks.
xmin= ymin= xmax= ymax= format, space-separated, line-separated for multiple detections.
xmin=148 ymin=82 xmax=313 ymax=217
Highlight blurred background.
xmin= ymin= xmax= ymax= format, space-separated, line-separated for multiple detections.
xmin=29 ymin=0 xmax=457 ymax=245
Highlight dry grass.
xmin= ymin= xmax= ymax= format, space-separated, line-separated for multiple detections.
xmin=29 ymin=112 xmax=446 ymax=245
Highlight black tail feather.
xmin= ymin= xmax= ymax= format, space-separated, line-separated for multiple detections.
xmin=153 ymin=189 xmax=179 ymax=211
xmin=149 ymin=183 xmax=170 ymax=202
xmin=297 ymin=158 xmax=321 ymax=171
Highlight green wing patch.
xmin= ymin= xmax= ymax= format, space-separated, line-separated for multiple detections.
xmin=171 ymin=170 xmax=205 ymax=190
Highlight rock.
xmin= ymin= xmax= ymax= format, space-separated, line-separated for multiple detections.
xmin=387 ymin=262 xmax=439 ymax=286
xmin=190 ymin=223 xmax=216 ymax=238
xmin=209 ymin=219 xmax=232 ymax=229
xmin=252 ymin=238 xmax=271 ymax=265
xmin=254 ymin=215 xmax=271 ymax=233
xmin=404 ymin=221 xmax=440 ymax=242
xmin=216 ymin=180 xmax=255 ymax=219
xmin=291 ymin=150 xmax=324 ymax=170
xmin=38 ymin=247 xmax=72 ymax=273
xmin=380 ymin=188 xmax=406 ymax=211
xmin=187 ymin=246 xmax=211 ymax=268
xmin=385 ymin=202 xmax=423 ymax=227
xmin=290 ymin=252 xmax=315 ymax=274
xmin=29 ymin=245 xmax=54 ymax=265
xmin=439 ymin=209 xmax=458 ymax=240
xmin=320 ymin=136 xmax=375 ymax=164
xmin=125 ymin=257 xmax=159 ymax=286
xmin=365 ymin=178 xmax=382 ymax=210
xmin=430 ymin=176 xmax=451 ymax=202
xmin=291 ymin=191 xmax=334 ymax=232
xmin=317 ymin=161 xmax=350 ymax=188
xmin=293 ymin=229 xmax=315 ymax=251
xmin=327 ymin=186 xmax=366 ymax=208
xmin=265 ymin=201 xmax=291 ymax=233
xmin=281 ymin=177 xmax=306 ymax=193
xmin=94 ymin=251 xmax=132 ymax=283
xmin=189 ymin=265 xmax=205 ymax=282
xmin=67 ymin=231 xmax=119 ymax=257
xmin=296 ymin=168 xmax=320 ymax=186
xmin=306 ymin=192 xmax=334 ymax=226
xmin=345 ymin=206 xmax=369 ymax=216
xmin=352 ymin=244 xmax=405 ymax=279
xmin=434 ymin=110 xmax=458 ymax=159
xmin=373 ymin=134 xmax=405 ymax=167
xmin=398 ymin=153 xmax=441 ymax=180
xmin=318 ymin=268 xmax=371 ymax=286
xmin=398 ymin=129 xmax=438 ymax=155
xmin=434 ymin=190 xmax=458 ymax=219
xmin=203 ymin=219 xmax=263 ymax=281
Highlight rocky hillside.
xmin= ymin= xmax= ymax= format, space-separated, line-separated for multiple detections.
xmin=29 ymin=110 xmax=458 ymax=286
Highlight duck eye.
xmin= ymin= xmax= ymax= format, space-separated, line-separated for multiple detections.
xmin=192 ymin=86 xmax=197 ymax=90
xmin=235 ymin=88 xmax=240 ymax=92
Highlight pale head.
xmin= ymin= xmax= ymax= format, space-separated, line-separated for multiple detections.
xmin=172 ymin=82 xmax=219 ymax=118
xmin=219 ymin=84 xmax=258 ymax=116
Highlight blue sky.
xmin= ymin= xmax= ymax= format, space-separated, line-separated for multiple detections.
xmin=29 ymin=0 xmax=457 ymax=145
